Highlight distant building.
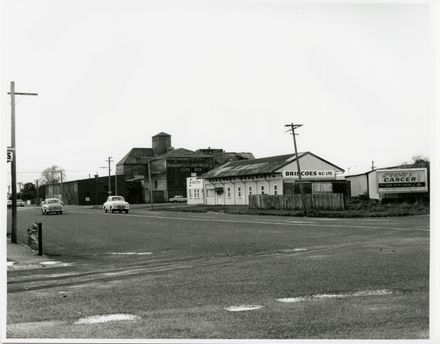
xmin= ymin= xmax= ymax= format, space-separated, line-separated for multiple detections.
xmin=42 ymin=175 xmax=127 ymax=206
xmin=199 ymin=151 xmax=346 ymax=205
xmin=147 ymin=148 xmax=215 ymax=202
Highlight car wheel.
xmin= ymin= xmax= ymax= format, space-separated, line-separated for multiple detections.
xmin=125 ymin=210 xmax=129 ymax=214
xmin=111 ymin=209 xmax=114 ymax=214
xmin=60 ymin=211 xmax=63 ymax=214
xmin=41 ymin=210 xmax=45 ymax=215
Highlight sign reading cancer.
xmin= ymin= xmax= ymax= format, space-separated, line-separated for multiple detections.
xmin=377 ymin=168 xmax=428 ymax=193
xmin=283 ymin=170 xmax=335 ymax=179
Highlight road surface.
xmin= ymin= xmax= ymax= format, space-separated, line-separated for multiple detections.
xmin=6 ymin=206 xmax=429 ymax=339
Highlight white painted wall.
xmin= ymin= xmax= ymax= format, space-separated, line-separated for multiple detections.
xmin=346 ymin=174 xmax=369 ymax=197
xmin=368 ymin=171 xmax=380 ymax=200
xmin=187 ymin=177 xmax=205 ymax=205
xmin=277 ymin=153 xmax=342 ymax=180
xmin=204 ymin=176 xmax=283 ymax=205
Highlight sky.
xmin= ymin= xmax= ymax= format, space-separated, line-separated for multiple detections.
xmin=1 ymin=0 xmax=435 ymax=186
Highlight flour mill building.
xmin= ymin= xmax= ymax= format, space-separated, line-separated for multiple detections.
xmin=116 ymin=132 xmax=254 ymax=203
xmin=197 ymin=152 xmax=346 ymax=205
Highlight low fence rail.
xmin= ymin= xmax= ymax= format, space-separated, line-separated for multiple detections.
xmin=249 ymin=194 xmax=346 ymax=210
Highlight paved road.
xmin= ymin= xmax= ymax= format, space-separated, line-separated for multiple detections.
xmin=6 ymin=207 xmax=429 ymax=339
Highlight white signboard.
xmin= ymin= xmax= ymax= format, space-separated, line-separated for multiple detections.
xmin=7 ymin=149 xmax=13 ymax=162
xmin=283 ymin=170 xmax=335 ymax=179
xmin=377 ymin=168 xmax=428 ymax=193
xmin=188 ymin=177 xmax=203 ymax=187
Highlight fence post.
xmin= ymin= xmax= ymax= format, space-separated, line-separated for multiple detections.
xmin=38 ymin=222 xmax=42 ymax=256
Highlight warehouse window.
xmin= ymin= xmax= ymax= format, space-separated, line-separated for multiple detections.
xmin=274 ymin=185 xmax=278 ymax=195
xmin=154 ymin=180 xmax=158 ymax=189
xmin=238 ymin=187 xmax=241 ymax=198
xmin=227 ymin=187 xmax=231 ymax=198
xmin=249 ymin=186 xmax=252 ymax=195
xmin=261 ymin=185 xmax=265 ymax=195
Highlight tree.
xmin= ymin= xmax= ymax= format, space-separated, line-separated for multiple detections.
xmin=40 ymin=166 xmax=65 ymax=185
xmin=400 ymin=155 xmax=429 ymax=168
xmin=20 ymin=182 xmax=36 ymax=201
xmin=411 ymin=155 xmax=429 ymax=167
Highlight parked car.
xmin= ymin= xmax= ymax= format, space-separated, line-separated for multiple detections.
xmin=41 ymin=198 xmax=64 ymax=215
xmin=103 ymin=196 xmax=130 ymax=214
xmin=7 ymin=199 xmax=25 ymax=207
xmin=169 ymin=195 xmax=187 ymax=203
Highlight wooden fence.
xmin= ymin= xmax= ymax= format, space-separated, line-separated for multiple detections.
xmin=249 ymin=194 xmax=346 ymax=210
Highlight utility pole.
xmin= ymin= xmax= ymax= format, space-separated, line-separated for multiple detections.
xmin=35 ymin=179 xmax=39 ymax=205
xmin=371 ymin=161 xmax=375 ymax=171
xmin=285 ymin=123 xmax=306 ymax=210
xmin=8 ymin=81 xmax=38 ymax=244
xmin=114 ymin=170 xmax=118 ymax=195
xmin=104 ymin=157 xmax=113 ymax=195
xmin=148 ymin=160 xmax=154 ymax=210
xmin=60 ymin=170 xmax=63 ymax=202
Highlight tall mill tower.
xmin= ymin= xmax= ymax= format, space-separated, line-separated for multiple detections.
xmin=152 ymin=132 xmax=171 ymax=156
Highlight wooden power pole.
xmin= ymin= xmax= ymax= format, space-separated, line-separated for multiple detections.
xmin=7 ymin=81 xmax=38 ymax=243
xmin=285 ymin=123 xmax=306 ymax=211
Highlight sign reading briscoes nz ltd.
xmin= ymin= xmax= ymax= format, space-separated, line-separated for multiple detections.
xmin=283 ymin=170 xmax=335 ymax=179
xmin=377 ymin=168 xmax=428 ymax=193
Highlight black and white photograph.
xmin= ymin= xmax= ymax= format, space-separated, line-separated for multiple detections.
xmin=1 ymin=0 xmax=438 ymax=342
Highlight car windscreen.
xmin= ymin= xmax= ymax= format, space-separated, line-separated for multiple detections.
xmin=111 ymin=197 xmax=124 ymax=201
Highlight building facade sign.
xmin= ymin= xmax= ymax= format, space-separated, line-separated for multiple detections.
xmin=187 ymin=177 xmax=205 ymax=205
xmin=283 ymin=170 xmax=335 ymax=179
xmin=377 ymin=168 xmax=428 ymax=193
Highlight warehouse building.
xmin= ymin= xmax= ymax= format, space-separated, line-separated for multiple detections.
xmin=199 ymin=151 xmax=345 ymax=205
xmin=43 ymin=175 xmax=127 ymax=205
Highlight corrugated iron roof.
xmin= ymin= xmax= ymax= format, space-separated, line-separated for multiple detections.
xmin=151 ymin=148 xmax=212 ymax=159
xmin=201 ymin=152 xmax=307 ymax=178
xmin=153 ymin=132 xmax=171 ymax=137
xmin=116 ymin=148 xmax=154 ymax=165
xmin=201 ymin=151 xmax=345 ymax=179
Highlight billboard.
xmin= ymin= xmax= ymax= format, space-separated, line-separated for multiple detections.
xmin=377 ymin=168 xmax=428 ymax=193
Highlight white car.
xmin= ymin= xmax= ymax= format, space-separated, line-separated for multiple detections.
xmin=169 ymin=195 xmax=187 ymax=203
xmin=103 ymin=196 xmax=130 ymax=214
xmin=41 ymin=198 xmax=64 ymax=215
